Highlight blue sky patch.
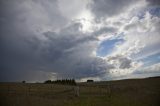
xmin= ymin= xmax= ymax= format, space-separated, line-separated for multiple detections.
xmin=140 ymin=52 xmax=160 ymax=67
xmin=96 ymin=38 xmax=124 ymax=57
xmin=136 ymin=7 xmax=160 ymax=20
xmin=149 ymin=7 xmax=160 ymax=17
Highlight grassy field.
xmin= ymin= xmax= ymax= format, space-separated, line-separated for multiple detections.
xmin=0 ymin=77 xmax=160 ymax=106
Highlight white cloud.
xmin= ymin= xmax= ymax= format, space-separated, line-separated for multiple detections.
xmin=58 ymin=0 xmax=90 ymax=19
xmin=88 ymin=0 xmax=160 ymax=79
xmin=136 ymin=63 xmax=160 ymax=74
xmin=78 ymin=76 xmax=101 ymax=82
xmin=111 ymin=11 xmax=160 ymax=59
xmin=105 ymin=55 xmax=142 ymax=76
xmin=1 ymin=0 xmax=160 ymax=82
xmin=58 ymin=0 xmax=95 ymax=33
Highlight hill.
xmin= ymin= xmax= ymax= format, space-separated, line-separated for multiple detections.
xmin=0 ymin=76 xmax=160 ymax=106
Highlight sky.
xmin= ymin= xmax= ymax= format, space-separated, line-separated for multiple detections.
xmin=0 ymin=0 xmax=160 ymax=82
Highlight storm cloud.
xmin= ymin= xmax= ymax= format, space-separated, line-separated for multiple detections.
xmin=0 ymin=0 xmax=160 ymax=82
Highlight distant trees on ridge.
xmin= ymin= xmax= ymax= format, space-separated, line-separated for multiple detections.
xmin=44 ymin=79 xmax=76 ymax=85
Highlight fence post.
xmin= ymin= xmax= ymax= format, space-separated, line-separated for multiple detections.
xmin=28 ymin=85 xmax=31 ymax=96
xmin=74 ymin=86 xmax=79 ymax=97
xmin=107 ymin=83 xmax=111 ymax=98
xmin=8 ymin=85 xmax=10 ymax=95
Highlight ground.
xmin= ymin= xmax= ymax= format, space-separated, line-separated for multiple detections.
xmin=0 ymin=77 xmax=160 ymax=106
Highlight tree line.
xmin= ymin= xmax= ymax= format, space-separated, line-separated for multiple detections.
xmin=44 ymin=79 xmax=76 ymax=85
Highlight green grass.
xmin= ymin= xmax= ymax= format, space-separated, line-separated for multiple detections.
xmin=0 ymin=77 xmax=160 ymax=106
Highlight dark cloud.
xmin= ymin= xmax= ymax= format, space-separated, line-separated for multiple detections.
xmin=0 ymin=0 xmax=67 ymax=81
xmin=146 ymin=0 xmax=160 ymax=6
xmin=107 ymin=55 xmax=133 ymax=69
xmin=40 ymin=24 xmax=112 ymax=79
xmin=1 ymin=0 xmax=157 ymax=82
xmin=0 ymin=0 xmax=112 ymax=82
xmin=88 ymin=0 xmax=135 ymax=19
xmin=94 ymin=26 xmax=118 ymax=36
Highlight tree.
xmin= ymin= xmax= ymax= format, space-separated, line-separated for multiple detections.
xmin=22 ymin=80 xmax=26 ymax=83
xmin=44 ymin=80 xmax=52 ymax=84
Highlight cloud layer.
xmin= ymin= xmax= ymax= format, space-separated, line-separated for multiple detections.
xmin=0 ymin=0 xmax=160 ymax=82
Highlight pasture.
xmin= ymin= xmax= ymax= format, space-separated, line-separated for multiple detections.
xmin=0 ymin=77 xmax=160 ymax=106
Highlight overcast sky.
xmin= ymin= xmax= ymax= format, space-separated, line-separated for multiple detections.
xmin=0 ymin=0 xmax=160 ymax=82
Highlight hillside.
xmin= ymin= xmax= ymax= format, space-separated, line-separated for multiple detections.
xmin=0 ymin=77 xmax=160 ymax=106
